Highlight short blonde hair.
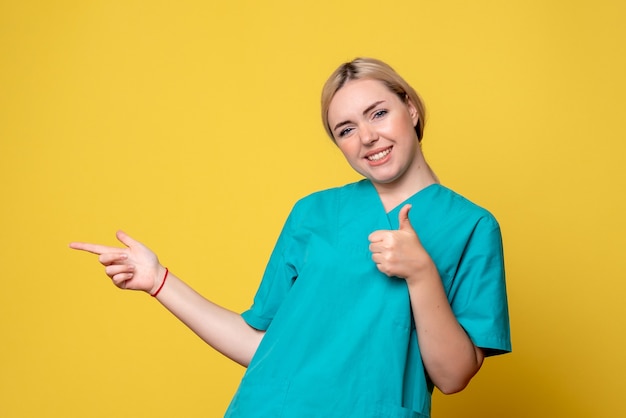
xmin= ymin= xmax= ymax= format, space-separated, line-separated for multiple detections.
xmin=321 ymin=57 xmax=426 ymax=141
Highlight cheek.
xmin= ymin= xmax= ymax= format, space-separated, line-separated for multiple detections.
xmin=336 ymin=140 xmax=358 ymax=158
xmin=386 ymin=120 xmax=419 ymax=144
xmin=386 ymin=116 xmax=413 ymax=136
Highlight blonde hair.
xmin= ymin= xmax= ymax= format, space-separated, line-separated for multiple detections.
xmin=321 ymin=57 xmax=426 ymax=142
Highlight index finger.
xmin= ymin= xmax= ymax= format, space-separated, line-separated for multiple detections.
xmin=368 ymin=230 xmax=386 ymax=243
xmin=69 ymin=242 xmax=122 ymax=255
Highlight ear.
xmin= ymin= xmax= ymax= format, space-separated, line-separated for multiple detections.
xmin=405 ymin=96 xmax=420 ymax=127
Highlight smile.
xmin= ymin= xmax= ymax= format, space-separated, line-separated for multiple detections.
xmin=366 ymin=147 xmax=392 ymax=162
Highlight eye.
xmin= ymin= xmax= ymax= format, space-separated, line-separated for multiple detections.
xmin=372 ymin=109 xmax=388 ymax=119
xmin=337 ymin=127 xmax=354 ymax=138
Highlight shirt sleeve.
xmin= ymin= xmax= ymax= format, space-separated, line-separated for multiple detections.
xmin=448 ymin=215 xmax=512 ymax=356
xmin=241 ymin=203 xmax=302 ymax=331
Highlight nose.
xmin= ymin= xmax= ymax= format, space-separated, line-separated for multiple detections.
xmin=359 ymin=123 xmax=379 ymax=145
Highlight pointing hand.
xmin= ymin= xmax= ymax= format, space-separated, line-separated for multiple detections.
xmin=70 ymin=231 xmax=163 ymax=294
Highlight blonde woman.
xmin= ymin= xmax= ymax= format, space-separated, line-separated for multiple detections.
xmin=71 ymin=57 xmax=511 ymax=417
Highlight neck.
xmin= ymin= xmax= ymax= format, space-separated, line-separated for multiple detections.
xmin=374 ymin=154 xmax=440 ymax=212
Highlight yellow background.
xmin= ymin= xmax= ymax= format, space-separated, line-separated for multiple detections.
xmin=1 ymin=0 xmax=624 ymax=417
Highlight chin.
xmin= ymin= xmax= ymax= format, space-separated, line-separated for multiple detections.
xmin=358 ymin=166 xmax=402 ymax=185
xmin=368 ymin=175 xmax=401 ymax=185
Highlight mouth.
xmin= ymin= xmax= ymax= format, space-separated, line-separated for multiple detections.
xmin=365 ymin=146 xmax=392 ymax=162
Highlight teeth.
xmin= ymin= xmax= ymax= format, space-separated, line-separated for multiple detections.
xmin=367 ymin=148 xmax=391 ymax=161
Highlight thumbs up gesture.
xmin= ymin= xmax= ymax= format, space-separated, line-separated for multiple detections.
xmin=368 ymin=204 xmax=432 ymax=282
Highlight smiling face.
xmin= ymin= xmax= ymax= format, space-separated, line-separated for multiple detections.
xmin=327 ymin=78 xmax=422 ymax=187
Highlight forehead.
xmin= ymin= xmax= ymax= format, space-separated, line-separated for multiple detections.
xmin=327 ymin=78 xmax=398 ymax=122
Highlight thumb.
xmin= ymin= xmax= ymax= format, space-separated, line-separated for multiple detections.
xmin=116 ymin=230 xmax=138 ymax=248
xmin=398 ymin=204 xmax=415 ymax=232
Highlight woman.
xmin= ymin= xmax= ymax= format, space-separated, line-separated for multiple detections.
xmin=70 ymin=57 xmax=511 ymax=417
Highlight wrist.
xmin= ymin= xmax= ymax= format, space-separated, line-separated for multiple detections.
xmin=150 ymin=265 xmax=169 ymax=297
xmin=405 ymin=256 xmax=438 ymax=287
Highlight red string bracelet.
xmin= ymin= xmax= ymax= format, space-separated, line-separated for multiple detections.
xmin=151 ymin=267 xmax=169 ymax=297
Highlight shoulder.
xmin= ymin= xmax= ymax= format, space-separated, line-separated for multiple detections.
xmin=427 ymin=184 xmax=500 ymax=230
xmin=283 ymin=180 xmax=373 ymax=232
xmin=291 ymin=180 xmax=364 ymax=213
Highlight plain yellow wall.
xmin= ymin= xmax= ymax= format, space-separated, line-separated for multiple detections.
xmin=1 ymin=1 xmax=625 ymax=417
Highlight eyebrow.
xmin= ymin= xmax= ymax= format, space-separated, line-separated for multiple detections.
xmin=332 ymin=100 xmax=386 ymax=132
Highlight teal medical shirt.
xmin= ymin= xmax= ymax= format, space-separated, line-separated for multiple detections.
xmin=225 ymin=180 xmax=511 ymax=417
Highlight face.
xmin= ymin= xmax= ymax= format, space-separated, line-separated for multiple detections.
xmin=327 ymin=78 xmax=421 ymax=186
